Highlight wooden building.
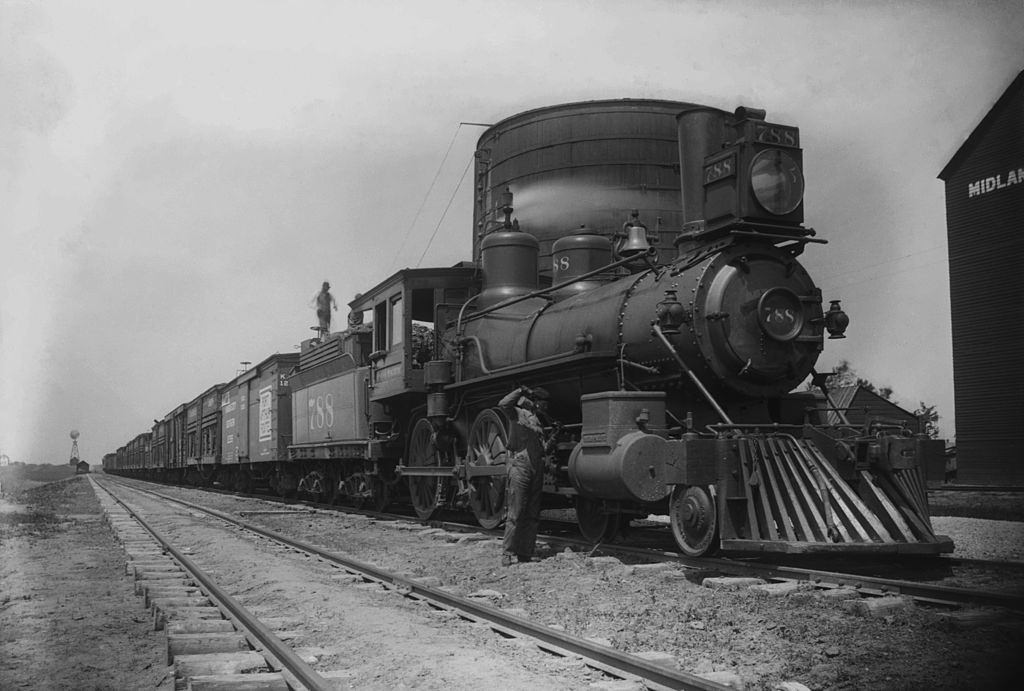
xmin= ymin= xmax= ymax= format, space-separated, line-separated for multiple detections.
xmin=825 ymin=385 xmax=921 ymax=431
xmin=938 ymin=70 xmax=1024 ymax=485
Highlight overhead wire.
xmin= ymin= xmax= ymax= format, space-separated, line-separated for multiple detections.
xmin=387 ymin=124 xmax=465 ymax=273
xmin=817 ymin=234 xmax=1018 ymax=292
xmin=416 ymin=156 xmax=474 ymax=267
xmin=828 ymin=257 xmax=951 ymax=292
xmin=825 ymin=245 xmax=946 ymax=281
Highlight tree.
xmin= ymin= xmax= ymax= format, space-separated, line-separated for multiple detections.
xmin=913 ymin=401 xmax=941 ymax=439
xmin=808 ymin=361 xmax=941 ymax=436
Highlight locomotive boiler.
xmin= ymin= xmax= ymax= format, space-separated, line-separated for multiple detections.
xmin=105 ymin=98 xmax=952 ymax=558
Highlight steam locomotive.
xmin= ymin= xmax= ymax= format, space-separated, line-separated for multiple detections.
xmin=105 ymin=99 xmax=952 ymax=557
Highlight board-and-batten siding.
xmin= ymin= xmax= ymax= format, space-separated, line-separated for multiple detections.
xmin=940 ymin=72 xmax=1024 ymax=484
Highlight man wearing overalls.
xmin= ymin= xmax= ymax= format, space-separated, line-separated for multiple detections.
xmin=499 ymin=385 xmax=548 ymax=566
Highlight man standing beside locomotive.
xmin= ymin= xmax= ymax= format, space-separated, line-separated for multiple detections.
xmin=313 ymin=281 xmax=338 ymax=339
xmin=499 ymin=385 xmax=549 ymax=566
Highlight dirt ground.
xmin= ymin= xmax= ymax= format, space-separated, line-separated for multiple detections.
xmin=0 ymin=477 xmax=170 ymax=690
xmin=165 ymin=481 xmax=1024 ymax=691
xmin=3 ymin=476 xmax=1024 ymax=690
xmin=106 ymin=479 xmax=620 ymax=689
xmin=928 ymin=489 xmax=1024 ymax=522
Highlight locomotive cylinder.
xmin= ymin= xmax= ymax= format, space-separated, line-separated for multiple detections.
xmin=568 ymin=391 xmax=673 ymax=502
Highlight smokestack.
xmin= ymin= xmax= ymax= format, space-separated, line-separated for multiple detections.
xmin=676 ymin=108 xmax=728 ymax=232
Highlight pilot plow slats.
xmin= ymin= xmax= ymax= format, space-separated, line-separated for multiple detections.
xmin=871 ymin=467 xmax=937 ymax=541
xmin=730 ymin=436 xmax=945 ymax=552
xmin=804 ymin=442 xmax=894 ymax=542
xmin=769 ymin=437 xmax=830 ymax=542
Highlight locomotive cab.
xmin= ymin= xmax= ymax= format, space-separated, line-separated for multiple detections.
xmin=348 ymin=265 xmax=477 ymax=402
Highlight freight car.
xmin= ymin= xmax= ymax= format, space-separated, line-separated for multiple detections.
xmin=107 ymin=99 xmax=952 ymax=557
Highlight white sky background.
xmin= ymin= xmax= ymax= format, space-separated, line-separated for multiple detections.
xmin=1 ymin=0 xmax=1021 ymax=463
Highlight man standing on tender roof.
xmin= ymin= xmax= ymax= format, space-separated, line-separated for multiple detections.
xmin=498 ymin=385 xmax=549 ymax=566
xmin=313 ymin=281 xmax=338 ymax=338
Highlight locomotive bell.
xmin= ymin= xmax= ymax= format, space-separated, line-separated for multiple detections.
xmin=620 ymin=224 xmax=651 ymax=256
xmin=617 ymin=210 xmax=652 ymax=258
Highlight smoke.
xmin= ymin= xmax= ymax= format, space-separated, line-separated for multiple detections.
xmin=510 ymin=179 xmax=681 ymax=236
xmin=0 ymin=4 xmax=75 ymax=173
xmin=0 ymin=4 xmax=77 ymax=463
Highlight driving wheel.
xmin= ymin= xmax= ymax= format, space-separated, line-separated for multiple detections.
xmin=406 ymin=417 xmax=450 ymax=520
xmin=466 ymin=408 xmax=510 ymax=529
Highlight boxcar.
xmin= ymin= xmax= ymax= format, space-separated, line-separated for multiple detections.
xmin=218 ymin=353 xmax=300 ymax=493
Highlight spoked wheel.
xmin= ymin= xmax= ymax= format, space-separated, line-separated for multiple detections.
xmin=669 ymin=485 xmax=720 ymax=557
xmin=300 ymin=470 xmax=333 ymax=504
xmin=575 ymin=496 xmax=622 ymax=544
xmin=406 ymin=418 xmax=451 ymax=520
xmin=466 ymin=408 xmax=510 ymax=530
xmin=342 ymin=472 xmax=371 ymax=508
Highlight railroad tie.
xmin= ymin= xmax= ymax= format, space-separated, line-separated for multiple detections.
xmin=153 ymin=605 xmax=224 ymax=631
xmin=167 ymin=632 xmax=251 ymax=664
xmin=172 ymin=652 xmax=269 ymax=688
xmin=185 ymin=672 xmax=290 ymax=691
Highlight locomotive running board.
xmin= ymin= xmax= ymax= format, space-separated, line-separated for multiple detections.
xmin=721 ymin=435 xmax=953 ymax=555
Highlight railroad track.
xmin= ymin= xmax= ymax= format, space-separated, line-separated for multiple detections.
xmin=93 ymin=476 xmax=732 ymax=691
xmin=91 ymin=477 xmax=336 ymax=690
xmin=109 ymin=477 xmax=1024 ymax=614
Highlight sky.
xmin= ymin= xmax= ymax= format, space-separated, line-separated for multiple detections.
xmin=1 ymin=0 xmax=1021 ymax=464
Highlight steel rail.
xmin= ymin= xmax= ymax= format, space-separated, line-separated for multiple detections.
xmin=928 ymin=484 xmax=1024 ymax=493
xmin=94 ymin=479 xmax=332 ymax=691
xmin=415 ymin=510 xmax=1024 ymax=612
xmin=537 ymin=536 xmax=1024 ymax=613
xmin=110 ymin=476 xmax=1024 ymax=613
xmin=109 ymin=479 xmax=729 ymax=691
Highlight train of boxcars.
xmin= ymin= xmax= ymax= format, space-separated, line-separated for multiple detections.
xmin=104 ymin=99 xmax=952 ymax=557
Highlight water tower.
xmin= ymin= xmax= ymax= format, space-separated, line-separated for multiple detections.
xmin=69 ymin=429 xmax=80 ymax=466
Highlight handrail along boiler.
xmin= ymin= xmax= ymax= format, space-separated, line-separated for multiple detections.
xmin=106 ymin=99 xmax=951 ymax=557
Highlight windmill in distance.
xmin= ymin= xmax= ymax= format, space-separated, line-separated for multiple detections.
xmin=69 ymin=430 xmax=80 ymax=466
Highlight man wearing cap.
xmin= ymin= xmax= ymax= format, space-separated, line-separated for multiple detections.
xmin=498 ymin=385 xmax=548 ymax=566
xmin=313 ymin=281 xmax=338 ymax=338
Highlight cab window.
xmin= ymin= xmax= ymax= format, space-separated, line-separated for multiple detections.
xmin=374 ymin=302 xmax=387 ymax=351
xmin=410 ymin=288 xmax=436 ymax=367
xmin=389 ymin=295 xmax=404 ymax=348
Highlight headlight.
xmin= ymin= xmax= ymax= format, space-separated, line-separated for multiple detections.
xmin=749 ymin=149 xmax=804 ymax=215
